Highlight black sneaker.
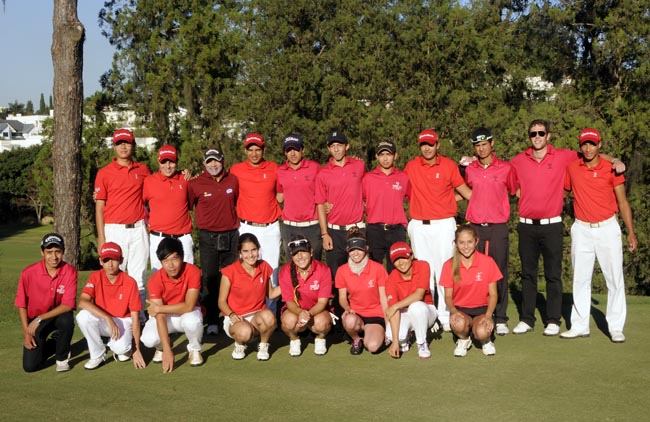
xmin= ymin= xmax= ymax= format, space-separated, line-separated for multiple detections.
xmin=350 ymin=338 xmax=364 ymax=355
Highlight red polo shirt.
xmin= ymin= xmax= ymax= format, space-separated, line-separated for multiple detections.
xmin=465 ymin=155 xmax=517 ymax=224
xmin=221 ymin=260 xmax=273 ymax=315
xmin=511 ymin=145 xmax=578 ymax=219
xmin=81 ymin=270 xmax=141 ymax=318
xmin=565 ymin=157 xmax=624 ymax=223
xmin=230 ymin=160 xmax=281 ymax=223
xmin=276 ymin=159 xmax=320 ymax=222
xmin=188 ymin=170 xmax=239 ymax=232
xmin=335 ymin=259 xmax=387 ymax=318
xmin=279 ymin=259 xmax=333 ymax=309
xmin=95 ymin=159 xmax=150 ymax=224
xmin=439 ymin=252 xmax=501 ymax=309
xmin=15 ymin=260 xmax=77 ymax=319
xmin=362 ymin=166 xmax=409 ymax=225
xmin=404 ymin=155 xmax=465 ymax=220
xmin=143 ymin=171 xmax=192 ymax=234
xmin=385 ymin=260 xmax=433 ymax=306
xmin=148 ymin=263 xmax=201 ymax=305
xmin=315 ymin=157 xmax=365 ymax=225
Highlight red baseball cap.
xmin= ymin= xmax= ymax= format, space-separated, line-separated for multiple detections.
xmin=100 ymin=242 xmax=122 ymax=261
xmin=389 ymin=241 xmax=413 ymax=263
xmin=113 ymin=128 xmax=135 ymax=144
xmin=579 ymin=128 xmax=601 ymax=145
xmin=158 ymin=145 xmax=177 ymax=163
xmin=418 ymin=129 xmax=438 ymax=145
xmin=244 ymin=133 xmax=265 ymax=149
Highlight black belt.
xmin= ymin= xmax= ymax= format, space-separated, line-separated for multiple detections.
xmin=471 ymin=222 xmax=505 ymax=227
xmin=240 ymin=219 xmax=277 ymax=228
xmin=368 ymin=223 xmax=403 ymax=231
xmin=150 ymin=230 xmax=190 ymax=239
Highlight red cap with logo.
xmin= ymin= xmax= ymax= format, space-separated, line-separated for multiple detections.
xmin=113 ymin=128 xmax=135 ymax=144
xmin=244 ymin=133 xmax=265 ymax=149
xmin=100 ymin=242 xmax=123 ymax=261
xmin=158 ymin=145 xmax=178 ymax=163
xmin=418 ymin=129 xmax=438 ymax=145
xmin=389 ymin=241 xmax=413 ymax=263
xmin=579 ymin=128 xmax=601 ymax=145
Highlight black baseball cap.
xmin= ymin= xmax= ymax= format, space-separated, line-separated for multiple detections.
xmin=470 ymin=127 xmax=493 ymax=144
xmin=327 ymin=130 xmax=348 ymax=146
xmin=41 ymin=233 xmax=65 ymax=250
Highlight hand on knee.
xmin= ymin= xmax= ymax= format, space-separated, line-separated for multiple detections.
xmin=450 ymin=313 xmax=469 ymax=334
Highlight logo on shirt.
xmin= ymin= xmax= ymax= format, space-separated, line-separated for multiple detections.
xmin=259 ymin=277 xmax=265 ymax=284
xmin=84 ymin=282 xmax=94 ymax=289
xmin=310 ymin=280 xmax=320 ymax=291
xmin=263 ymin=174 xmax=268 ymax=179
xmin=56 ymin=284 xmax=66 ymax=295
xmin=203 ymin=192 xmax=212 ymax=197
xmin=593 ymin=172 xmax=598 ymax=178
xmin=119 ymin=293 xmax=123 ymax=301
xmin=392 ymin=181 xmax=403 ymax=191
xmin=475 ymin=272 xmax=483 ymax=282
xmin=226 ymin=188 xmax=233 ymax=194
xmin=436 ymin=173 xmax=440 ymax=179
xmin=367 ymin=279 xmax=375 ymax=288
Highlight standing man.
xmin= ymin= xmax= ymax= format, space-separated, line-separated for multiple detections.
xmin=560 ymin=128 xmax=637 ymax=342
xmin=510 ymin=120 xmax=625 ymax=336
xmin=95 ymin=128 xmax=150 ymax=309
xmin=404 ymin=129 xmax=472 ymax=331
xmin=362 ymin=140 xmax=410 ymax=273
xmin=463 ymin=128 xmax=517 ymax=335
xmin=143 ymin=144 xmax=193 ymax=273
xmin=76 ymin=242 xmax=146 ymax=369
xmin=276 ymin=133 xmax=323 ymax=261
xmin=188 ymin=148 xmax=239 ymax=335
xmin=316 ymin=130 xmax=366 ymax=279
xmin=15 ymin=233 xmax=77 ymax=372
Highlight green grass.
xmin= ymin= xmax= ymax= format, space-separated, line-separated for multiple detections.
xmin=1 ymin=225 xmax=649 ymax=421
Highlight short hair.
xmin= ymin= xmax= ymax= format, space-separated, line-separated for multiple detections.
xmin=528 ymin=119 xmax=550 ymax=132
xmin=237 ymin=233 xmax=261 ymax=253
xmin=156 ymin=237 xmax=184 ymax=261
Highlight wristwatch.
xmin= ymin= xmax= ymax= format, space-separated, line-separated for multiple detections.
xmin=34 ymin=316 xmax=42 ymax=324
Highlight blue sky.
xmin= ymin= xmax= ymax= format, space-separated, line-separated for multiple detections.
xmin=0 ymin=1 xmax=115 ymax=108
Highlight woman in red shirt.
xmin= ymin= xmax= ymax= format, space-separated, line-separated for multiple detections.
xmin=440 ymin=225 xmax=501 ymax=357
xmin=218 ymin=233 xmax=281 ymax=361
xmin=279 ymin=235 xmax=333 ymax=357
xmin=335 ymin=228 xmax=388 ymax=355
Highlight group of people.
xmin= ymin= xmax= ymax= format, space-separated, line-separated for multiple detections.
xmin=15 ymin=120 xmax=637 ymax=372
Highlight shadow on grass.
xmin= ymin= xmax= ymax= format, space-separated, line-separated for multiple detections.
xmin=0 ymin=222 xmax=42 ymax=241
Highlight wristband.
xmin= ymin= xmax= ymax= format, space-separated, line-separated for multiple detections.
xmin=321 ymin=233 xmax=329 ymax=238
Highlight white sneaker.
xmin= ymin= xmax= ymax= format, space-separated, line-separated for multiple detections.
xmin=543 ymin=323 xmax=560 ymax=336
xmin=314 ymin=338 xmax=327 ymax=356
xmin=114 ymin=351 xmax=131 ymax=362
xmin=56 ymin=352 xmax=71 ymax=372
xmin=399 ymin=340 xmax=411 ymax=353
xmin=152 ymin=349 xmax=164 ymax=363
xmin=442 ymin=322 xmax=452 ymax=332
xmin=257 ymin=342 xmax=270 ymax=361
xmin=610 ymin=331 xmax=625 ymax=343
xmin=232 ymin=343 xmax=247 ymax=360
xmin=495 ymin=323 xmax=509 ymax=336
xmin=289 ymin=339 xmax=302 ymax=357
xmin=84 ymin=353 xmax=106 ymax=370
xmin=512 ymin=321 xmax=533 ymax=334
xmin=417 ymin=342 xmax=431 ymax=359
xmin=207 ymin=324 xmax=219 ymax=335
xmin=454 ymin=338 xmax=472 ymax=357
xmin=481 ymin=341 xmax=496 ymax=356
xmin=188 ymin=350 xmax=204 ymax=366
xmin=560 ymin=328 xmax=590 ymax=339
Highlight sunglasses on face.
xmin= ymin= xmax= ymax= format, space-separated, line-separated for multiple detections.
xmin=288 ymin=239 xmax=310 ymax=249
xmin=529 ymin=131 xmax=547 ymax=138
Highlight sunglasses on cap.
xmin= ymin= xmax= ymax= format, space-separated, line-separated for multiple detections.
xmin=288 ymin=239 xmax=310 ymax=249
xmin=529 ymin=131 xmax=547 ymax=138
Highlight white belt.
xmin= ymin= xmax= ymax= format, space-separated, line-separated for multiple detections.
xmin=327 ymin=222 xmax=366 ymax=231
xmin=519 ymin=216 xmax=562 ymax=225
xmin=283 ymin=220 xmax=318 ymax=227
xmin=575 ymin=215 xmax=616 ymax=228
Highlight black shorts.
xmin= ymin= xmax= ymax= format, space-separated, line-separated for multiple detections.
xmin=359 ymin=314 xmax=386 ymax=328
xmin=456 ymin=306 xmax=488 ymax=318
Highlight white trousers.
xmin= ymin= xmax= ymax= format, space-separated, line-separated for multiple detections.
xmin=385 ymin=302 xmax=438 ymax=345
xmin=570 ymin=219 xmax=626 ymax=332
xmin=76 ymin=310 xmax=133 ymax=359
xmin=149 ymin=233 xmax=194 ymax=274
xmin=238 ymin=221 xmax=281 ymax=287
xmin=105 ymin=221 xmax=149 ymax=293
xmin=141 ymin=307 xmax=203 ymax=352
xmin=408 ymin=217 xmax=456 ymax=324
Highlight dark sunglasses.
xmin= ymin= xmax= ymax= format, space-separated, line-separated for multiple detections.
xmin=529 ymin=131 xmax=547 ymax=138
xmin=288 ymin=239 xmax=310 ymax=249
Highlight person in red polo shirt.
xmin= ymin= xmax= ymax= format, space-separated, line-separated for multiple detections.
xmin=362 ymin=140 xmax=410 ymax=273
xmin=76 ymin=242 xmax=145 ymax=370
xmin=510 ymin=120 xmax=626 ymax=336
xmin=95 ymin=128 xmax=150 ymax=310
xmin=463 ymin=127 xmax=517 ymax=336
xmin=440 ymin=226 xmax=501 ymax=357
xmin=141 ymin=238 xmax=204 ymax=372
xmin=276 ymin=133 xmax=323 ymax=261
xmin=143 ymin=145 xmax=193 ymax=273
xmin=404 ymin=129 xmax=472 ymax=332
xmin=560 ymin=128 xmax=637 ymax=343
xmin=384 ymin=241 xmax=438 ymax=360
xmin=15 ymin=233 xmax=77 ymax=372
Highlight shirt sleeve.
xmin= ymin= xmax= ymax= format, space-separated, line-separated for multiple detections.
xmin=278 ymin=264 xmax=294 ymax=303
xmin=60 ymin=265 xmax=78 ymax=309
xmin=94 ymin=168 xmax=108 ymax=201
xmin=438 ymin=259 xmax=454 ymax=288
xmin=14 ymin=269 xmax=28 ymax=308
xmin=318 ymin=264 xmax=333 ymax=299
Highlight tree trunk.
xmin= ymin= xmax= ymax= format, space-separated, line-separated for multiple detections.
xmin=51 ymin=0 xmax=84 ymax=268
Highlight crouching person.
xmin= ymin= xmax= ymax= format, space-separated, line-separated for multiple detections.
xmin=77 ymin=242 xmax=145 ymax=370
xmin=142 ymin=238 xmax=203 ymax=372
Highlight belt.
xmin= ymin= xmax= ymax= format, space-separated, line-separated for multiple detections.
xmin=575 ymin=215 xmax=616 ymax=228
xmin=471 ymin=222 xmax=506 ymax=227
xmin=111 ymin=219 xmax=144 ymax=229
xmin=368 ymin=223 xmax=403 ymax=231
xmin=150 ymin=230 xmax=190 ymax=239
xmin=519 ymin=216 xmax=562 ymax=225
xmin=240 ymin=219 xmax=277 ymax=228
xmin=283 ymin=220 xmax=318 ymax=227
xmin=327 ymin=222 xmax=366 ymax=231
